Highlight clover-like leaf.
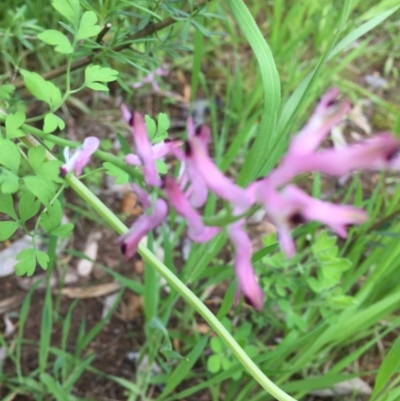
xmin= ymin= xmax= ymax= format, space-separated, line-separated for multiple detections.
xmin=84 ymin=65 xmax=118 ymax=92
xmin=0 ymin=138 xmax=21 ymax=174
xmin=5 ymin=111 xmax=26 ymax=139
xmin=0 ymin=193 xmax=18 ymax=220
xmin=23 ymin=175 xmax=57 ymax=206
xmin=39 ymin=199 xmax=63 ymax=233
xmin=76 ymin=11 xmax=101 ymax=41
xmin=19 ymin=192 xmax=41 ymax=223
xmin=103 ymin=162 xmax=129 ymax=184
xmin=37 ymin=30 xmax=73 ymax=54
xmin=43 ymin=113 xmax=65 ymax=134
xmin=20 ymin=70 xmax=62 ymax=110
xmin=14 ymin=248 xmax=36 ymax=276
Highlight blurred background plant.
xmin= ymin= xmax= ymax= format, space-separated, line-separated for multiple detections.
xmin=1 ymin=0 xmax=400 ymax=400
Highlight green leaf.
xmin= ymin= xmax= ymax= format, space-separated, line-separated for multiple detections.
xmin=84 ymin=65 xmax=119 ymax=92
xmin=20 ymin=70 xmax=62 ymax=110
xmin=162 ymin=335 xmax=209 ymax=397
xmin=86 ymin=82 xmax=109 ymax=92
xmin=35 ymin=250 xmax=49 ymax=270
xmin=51 ymin=223 xmax=74 ymax=237
xmin=0 ymin=84 xmax=15 ymax=99
xmin=40 ymin=373 xmax=69 ymax=401
xmin=37 ymin=30 xmax=73 ymax=54
xmin=160 ymin=348 xmax=188 ymax=361
xmin=155 ymin=160 xmax=168 ymax=174
xmin=154 ymin=113 xmax=170 ymax=142
xmin=103 ymin=162 xmax=129 ymax=184
xmin=210 ymin=336 xmax=223 ymax=353
xmin=0 ymin=169 xmax=19 ymax=194
xmin=0 ymin=138 xmax=21 ymax=173
xmin=15 ymin=248 xmax=36 ymax=276
xmin=0 ymin=221 xmax=19 ymax=241
xmin=145 ymin=115 xmax=157 ymax=139
xmin=28 ymin=146 xmax=46 ymax=171
xmin=76 ymin=11 xmax=101 ymax=41
xmin=51 ymin=0 xmax=80 ymax=27
xmin=39 ymin=199 xmax=63 ymax=233
xmin=23 ymin=175 xmax=57 ymax=206
xmin=116 ymin=133 xmax=132 ymax=155
xmin=0 ymin=193 xmax=18 ymax=220
xmin=207 ymin=354 xmax=221 ymax=373
xmin=227 ymin=0 xmax=280 ymax=185
xmin=372 ymin=335 xmax=400 ymax=399
xmin=19 ymin=192 xmax=41 ymax=223
xmin=5 ymin=111 xmax=26 ymax=139
xmin=35 ymin=160 xmax=64 ymax=183
xmin=43 ymin=113 xmax=65 ymax=134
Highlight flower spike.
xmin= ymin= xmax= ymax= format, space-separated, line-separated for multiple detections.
xmin=60 ymin=136 xmax=100 ymax=177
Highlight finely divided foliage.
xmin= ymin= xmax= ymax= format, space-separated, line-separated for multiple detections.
xmin=0 ymin=0 xmax=400 ymax=400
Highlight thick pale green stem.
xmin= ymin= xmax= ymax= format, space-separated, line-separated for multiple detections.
xmin=66 ymin=175 xmax=297 ymax=401
xmin=0 ymin=113 xmax=297 ymax=401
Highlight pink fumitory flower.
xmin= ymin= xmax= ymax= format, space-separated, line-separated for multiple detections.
xmin=118 ymin=88 xmax=400 ymax=310
xmin=174 ymin=118 xmax=250 ymax=211
xmin=116 ymin=198 xmax=168 ymax=261
xmin=162 ymin=175 xmax=220 ymax=243
xmin=121 ymin=104 xmax=183 ymax=187
xmin=60 ymin=136 xmax=100 ymax=177
xmin=132 ymin=63 xmax=169 ymax=92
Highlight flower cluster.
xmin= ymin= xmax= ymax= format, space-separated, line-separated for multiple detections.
xmin=62 ymin=88 xmax=400 ymax=311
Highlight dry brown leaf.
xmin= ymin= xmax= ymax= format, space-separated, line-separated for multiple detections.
xmin=121 ymin=192 xmax=143 ymax=216
xmin=120 ymin=293 xmax=143 ymax=321
xmin=196 ymin=323 xmax=211 ymax=334
xmin=134 ymin=260 xmax=144 ymax=274
xmin=0 ymin=294 xmax=24 ymax=314
xmin=56 ymin=282 xmax=121 ymax=299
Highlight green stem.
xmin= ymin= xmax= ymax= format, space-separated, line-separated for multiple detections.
xmin=7 ymin=116 xmax=297 ymax=401
xmin=65 ymin=175 xmax=297 ymax=401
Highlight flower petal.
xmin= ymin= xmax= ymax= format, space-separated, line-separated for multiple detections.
xmin=186 ymin=136 xmax=250 ymax=211
xmin=116 ymin=199 xmax=167 ymax=260
xmin=60 ymin=137 xmax=100 ymax=177
xmin=288 ymin=88 xmax=351 ymax=156
xmin=229 ymin=225 xmax=264 ymax=310
xmin=162 ymin=176 xmax=219 ymax=243
xmin=131 ymin=112 xmax=160 ymax=186
xmin=281 ymin=185 xmax=367 ymax=237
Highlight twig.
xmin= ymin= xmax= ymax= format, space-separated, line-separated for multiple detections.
xmin=13 ymin=0 xmax=212 ymax=89
xmin=96 ymin=22 xmax=112 ymax=44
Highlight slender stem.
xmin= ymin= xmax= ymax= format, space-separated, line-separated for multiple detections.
xmin=66 ymin=176 xmax=297 ymax=401
xmin=15 ymin=121 xmax=297 ymax=401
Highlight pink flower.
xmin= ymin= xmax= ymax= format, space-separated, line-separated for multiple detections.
xmin=125 ymin=139 xmax=183 ymax=166
xmin=162 ymin=176 xmax=220 ymax=242
xmin=255 ymin=181 xmax=367 ymax=257
xmin=177 ymin=124 xmax=250 ymax=211
xmin=132 ymin=64 xmax=169 ymax=92
xmin=116 ymin=199 xmax=168 ymax=260
xmin=60 ymin=136 xmax=100 ymax=177
xmin=288 ymin=87 xmax=351 ymax=156
xmin=229 ymin=224 xmax=264 ymax=310
xmin=121 ymin=106 xmax=160 ymax=186
xmin=302 ymin=133 xmax=400 ymax=176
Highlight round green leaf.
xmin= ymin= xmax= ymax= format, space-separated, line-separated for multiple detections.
xmin=207 ymin=354 xmax=221 ymax=373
